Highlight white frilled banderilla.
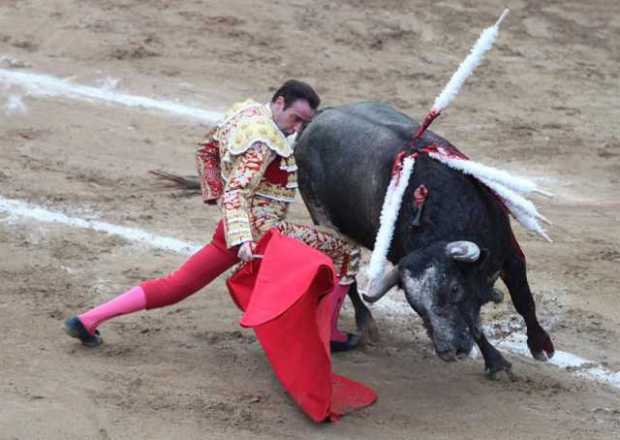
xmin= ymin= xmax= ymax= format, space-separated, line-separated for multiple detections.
xmin=366 ymin=9 xmax=553 ymax=296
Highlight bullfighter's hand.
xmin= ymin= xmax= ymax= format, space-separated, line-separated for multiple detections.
xmin=237 ymin=241 xmax=257 ymax=262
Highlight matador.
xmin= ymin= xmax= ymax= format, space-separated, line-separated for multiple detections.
xmin=65 ymin=80 xmax=360 ymax=351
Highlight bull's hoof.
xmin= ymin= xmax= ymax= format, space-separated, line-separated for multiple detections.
xmin=359 ymin=314 xmax=380 ymax=344
xmin=528 ymin=332 xmax=555 ymax=361
xmin=330 ymin=333 xmax=361 ymax=353
xmin=484 ymin=359 xmax=516 ymax=382
xmin=481 ymin=344 xmax=514 ymax=381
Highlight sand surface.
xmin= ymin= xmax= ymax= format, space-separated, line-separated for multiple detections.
xmin=1 ymin=1 xmax=619 ymax=438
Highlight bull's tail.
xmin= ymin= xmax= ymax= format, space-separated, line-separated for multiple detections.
xmin=149 ymin=170 xmax=201 ymax=192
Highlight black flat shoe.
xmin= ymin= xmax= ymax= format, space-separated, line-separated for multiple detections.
xmin=64 ymin=316 xmax=103 ymax=347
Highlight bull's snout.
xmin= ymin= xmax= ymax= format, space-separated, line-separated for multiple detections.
xmin=431 ymin=323 xmax=475 ymax=362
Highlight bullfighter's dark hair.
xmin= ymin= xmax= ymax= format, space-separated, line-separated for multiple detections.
xmin=271 ymin=80 xmax=320 ymax=110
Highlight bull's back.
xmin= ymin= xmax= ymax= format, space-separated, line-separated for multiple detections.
xmin=295 ymin=102 xmax=511 ymax=258
xmin=296 ymin=102 xmax=411 ymax=245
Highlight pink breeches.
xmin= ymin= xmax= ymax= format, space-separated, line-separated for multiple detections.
xmin=141 ymin=221 xmax=239 ymax=309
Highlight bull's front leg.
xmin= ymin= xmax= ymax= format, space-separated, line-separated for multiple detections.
xmin=475 ymin=332 xmax=513 ymax=380
xmin=501 ymin=254 xmax=555 ymax=361
xmin=348 ymin=281 xmax=379 ymax=344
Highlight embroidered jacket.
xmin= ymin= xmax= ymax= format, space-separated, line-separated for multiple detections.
xmin=196 ymin=100 xmax=298 ymax=248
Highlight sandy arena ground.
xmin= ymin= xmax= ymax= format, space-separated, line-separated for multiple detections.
xmin=1 ymin=1 xmax=619 ymax=439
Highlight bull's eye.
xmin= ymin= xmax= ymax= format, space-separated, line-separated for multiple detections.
xmin=449 ymin=284 xmax=463 ymax=304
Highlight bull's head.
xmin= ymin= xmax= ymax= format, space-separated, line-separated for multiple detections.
xmin=364 ymin=240 xmax=503 ymax=361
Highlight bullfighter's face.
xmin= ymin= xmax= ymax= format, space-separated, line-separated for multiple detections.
xmin=271 ymin=96 xmax=315 ymax=136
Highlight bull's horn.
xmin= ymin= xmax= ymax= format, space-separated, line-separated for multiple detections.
xmin=446 ymin=241 xmax=481 ymax=262
xmin=362 ymin=267 xmax=400 ymax=303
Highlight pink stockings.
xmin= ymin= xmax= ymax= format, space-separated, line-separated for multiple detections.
xmin=330 ymin=283 xmax=350 ymax=343
xmin=78 ymin=286 xmax=147 ymax=335
xmin=77 ymin=221 xmax=350 ymax=343
xmin=79 ymin=222 xmax=238 ymax=335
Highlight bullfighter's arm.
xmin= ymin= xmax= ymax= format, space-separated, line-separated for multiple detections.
xmin=221 ymin=142 xmax=276 ymax=248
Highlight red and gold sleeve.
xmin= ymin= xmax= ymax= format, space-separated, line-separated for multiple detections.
xmin=221 ymin=142 xmax=275 ymax=248
xmin=195 ymin=128 xmax=224 ymax=204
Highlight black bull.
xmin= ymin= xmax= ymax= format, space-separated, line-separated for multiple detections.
xmin=153 ymin=101 xmax=555 ymax=377
xmin=294 ymin=102 xmax=554 ymax=376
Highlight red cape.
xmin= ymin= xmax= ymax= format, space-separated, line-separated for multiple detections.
xmin=227 ymin=229 xmax=376 ymax=422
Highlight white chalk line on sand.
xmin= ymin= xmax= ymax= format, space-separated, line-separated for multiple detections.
xmin=0 ymin=196 xmax=202 ymax=255
xmin=1 ymin=194 xmax=619 ymax=391
xmin=0 ymin=68 xmax=224 ymax=123
xmin=496 ymin=334 xmax=620 ymax=389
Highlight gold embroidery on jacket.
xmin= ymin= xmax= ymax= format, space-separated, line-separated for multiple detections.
xmin=196 ymin=100 xmax=360 ymax=282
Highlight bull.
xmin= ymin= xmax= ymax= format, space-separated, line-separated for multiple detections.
xmin=294 ymin=101 xmax=555 ymax=376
